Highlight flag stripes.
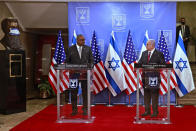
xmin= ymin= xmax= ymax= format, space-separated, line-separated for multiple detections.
xmin=48 ymin=31 xmax=68 ymax=94
xmin=157 ymin=31 xmax=177 ymax=95
xmin=91 ymin=31 xmax=109 ymax=94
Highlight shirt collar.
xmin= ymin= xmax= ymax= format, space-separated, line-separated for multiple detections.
xmin=149 ymin=48 xmax=155 ymax=55
xmin=76 ymin=44 xmax=82 ymax=49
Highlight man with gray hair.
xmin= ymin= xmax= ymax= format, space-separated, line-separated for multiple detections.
xmin=138 ymin=39 xmax=165 ymax=117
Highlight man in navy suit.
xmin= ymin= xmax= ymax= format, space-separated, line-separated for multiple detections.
xmin=176 ymin=17 xmax=190 ymax=52
xmin=138 ymin=39 xmax=165 ymax=117
xmin=66 ymin=34 xmax=94 ymax=116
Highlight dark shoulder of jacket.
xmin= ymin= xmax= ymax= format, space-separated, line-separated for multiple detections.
xmin=69 ymin=44 xmax=76 ymax=49
xmin=84 ymin=45 xmax=91 ymax=48
xmin=67 ymin=45 xmax=76 ymax=52
xmin=143 ymin=50 xmax=148 ymax=54
xmin=156 ymin=49 xmax=163 ymax=55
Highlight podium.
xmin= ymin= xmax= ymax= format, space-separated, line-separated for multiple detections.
xmin=134 ymin=63 xmax=172 ymax=124
xmin=0 ymin=50 xmax=26 ymax=114
xmin=54 ymin=64 xmax=95 ymax=123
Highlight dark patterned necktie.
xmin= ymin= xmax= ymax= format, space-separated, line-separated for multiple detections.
xmin=148 ymin=51 xmax=151 ymax=63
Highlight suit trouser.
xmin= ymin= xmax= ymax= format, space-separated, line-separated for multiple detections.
xmin=70 ymin=80 xmax=87 ymax=112
xmin=144 ymin=87 xmax=159 ymax=114
xmin=184 ymin=41 xmax=188 ymax=52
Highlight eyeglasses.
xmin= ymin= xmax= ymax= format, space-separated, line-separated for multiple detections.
xmin=78 ymin=39 xmax=85 ymax=41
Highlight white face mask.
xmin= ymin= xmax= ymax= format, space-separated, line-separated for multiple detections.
xmin=9 ymin=28 xmax=20 ymax=35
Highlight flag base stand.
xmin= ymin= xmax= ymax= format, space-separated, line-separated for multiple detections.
xmin=175 ymin=104 xmax=184 ymax=108
xmin=126 ymin=104 xmax=134 ymax=107
xmin=106 ymin=104 xmax=113 ymax=107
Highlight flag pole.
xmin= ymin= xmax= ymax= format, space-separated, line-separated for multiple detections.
xmin=106 ymin=90 xmax=113 ymax=107
xmin=91 ymin=92 xmax=96 ymax=107
xmin=127 ymin=94 xmax=133 ymax=107
xmin=160 ymin=95 xmax=167 ymax=107
xmin=174 ymin=92 xmax=183 ymax=108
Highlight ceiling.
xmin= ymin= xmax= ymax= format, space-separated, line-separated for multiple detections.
xmin=5 ymin=1 xmax=68 ymax=34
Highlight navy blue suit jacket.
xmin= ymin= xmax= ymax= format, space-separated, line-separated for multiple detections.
xmin=66 ymin=44 xmax=94 ymax=65
xmin=138 ymin=49 xmax=165 ymax=88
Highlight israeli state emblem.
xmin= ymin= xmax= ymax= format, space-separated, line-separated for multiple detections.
xmin=112 ymin=14 xmax=126 ymax=31
xmin=69 ymin=79 xmax=78 ymax=89
xmin=149 ymin=77 xmax=158 ymax=87
xmin=76 ymin=7 xmax=90 ymax=24
xmin=140 ymin=2 xmax=154 ymax=19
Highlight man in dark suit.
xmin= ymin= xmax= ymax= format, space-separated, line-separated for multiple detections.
xmin=176 ymin=17 xmax=190 ymax=52
xmin=138 ymin=39 xmax=165 ymax=117
xmin=66 ymin=34 xmax=94 ymax=116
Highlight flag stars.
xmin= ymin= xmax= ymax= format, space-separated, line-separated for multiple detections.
xmin=157 ymin=31 xmax=171 ymax=62
xmin=175 ymin=58 xmax=188 ymax=72
xmin=108 ymin=57 xmax=120 ymax=71
xmin=91 ymin=32 xmax=101 ymax=64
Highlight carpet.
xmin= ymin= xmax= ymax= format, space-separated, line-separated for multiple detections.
xmin=10 ymin=105 xmax=196 ymax=131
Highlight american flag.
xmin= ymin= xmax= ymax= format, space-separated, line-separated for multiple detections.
xmin=157 ymin=31 xmax=178 ymax=95
xmin=91 ymin=31 xmax=109 ymax=94
xmin=48 ymin=31 xmax=69 ymax=93
xmin=122 ymin=30 xmax=142 ymax=95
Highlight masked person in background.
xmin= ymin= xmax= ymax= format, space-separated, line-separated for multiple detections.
xmin=176 ymin=17 xmax=190 ymax=52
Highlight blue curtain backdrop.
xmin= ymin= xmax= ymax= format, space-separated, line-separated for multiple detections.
xmin=68 ymin=2 xmax=176 ymax=104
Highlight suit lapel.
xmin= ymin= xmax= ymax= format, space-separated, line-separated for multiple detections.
xmin=81 ymin=46 xmax=86 ymax=59
xmin=73 ymin=45 xmax=81 ymax=59
xmin=143 ymin=51 xmax=148 ymax=63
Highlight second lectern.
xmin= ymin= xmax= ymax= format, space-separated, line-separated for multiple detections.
xmin=134 ymin=63 xmax=173 ymax=124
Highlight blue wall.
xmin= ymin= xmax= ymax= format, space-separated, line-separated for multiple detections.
xmin=68 ymin=2 xmax=176 ymax=104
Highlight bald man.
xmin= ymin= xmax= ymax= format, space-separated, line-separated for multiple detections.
xmin=138 ymin=39 xmax=165 ymax=117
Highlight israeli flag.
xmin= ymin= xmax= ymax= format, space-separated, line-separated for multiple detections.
xmin=72 ymin=29 xmax=77 ymax=45
xmin=173 ymin=31 xmax=195 ymax=97
xmin=138 ymin=30 xmax=149 ymax=60
xmin=77 ymin=82 xmax=82 ymax=96
xmin=137 ymin=30 xmax=149 ymax=95
xmin=105 ymin=31 xmax=127 ymax=96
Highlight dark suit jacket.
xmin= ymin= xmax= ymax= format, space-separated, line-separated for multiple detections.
xmin=138 ymin=49 xmax=165 ymax=65
xmin=138 ymin=49 xmax=165 ymax=88
xmin=176 ymin=25 xmax=190 ymax=45
xmin=66 ymin=44 xmax=94 ymax=65
xmin=65 ymin=44 xmax=94 ymax=110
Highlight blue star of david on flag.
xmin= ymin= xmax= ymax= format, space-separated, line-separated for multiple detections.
xmin=108 ymin=57 xmax=120 ymax=71
xmin=175 ymin=58 xmax=187 ymax=72
xmin=174 ymin=31 xmax=195 ymax=97
xmin=105 ymin=31 xmax=126 ymax=96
